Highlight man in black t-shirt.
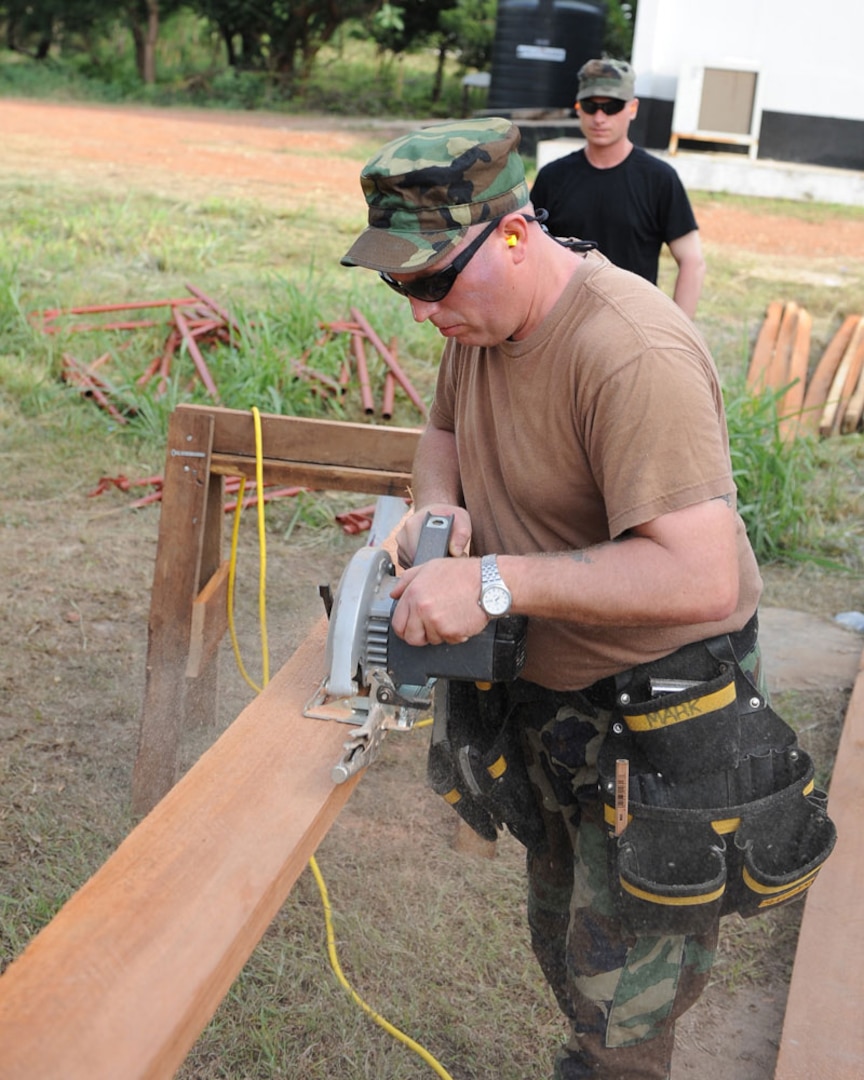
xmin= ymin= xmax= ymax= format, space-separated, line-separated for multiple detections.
xmin=531 ymin=58 xmax=705 ymax=317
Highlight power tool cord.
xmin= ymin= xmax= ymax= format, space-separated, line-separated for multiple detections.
xmin=225 ymin=406 xmax=455 ymax=1080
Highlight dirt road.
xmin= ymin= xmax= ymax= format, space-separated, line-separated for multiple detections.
xmin=3 ymin=98 xmax=864 ymax=258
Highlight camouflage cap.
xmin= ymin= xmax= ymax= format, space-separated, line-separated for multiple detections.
xmin=577 ymin=58 xmax=636 ymax=101
xmin=341 ymin=117 xmax=529 ymax=274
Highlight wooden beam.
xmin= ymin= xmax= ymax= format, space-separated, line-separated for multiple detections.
xmin=799 ymin=315 xmax=860 ymax=438
xmin=209 ymin=453 xmax=412 ymax=497
xmin=0 ymin=620 xmax=362 ymax=1080
xmin=186 ymin=560 xmax=230 ymax=679
xmin=132 ymin=408 xmax=222 ymax=816
xmin=774 ymin=650 xmax=864 ymax=1080
xmin=197 ymin=402 xmax=421 ymax=473
xmin=747 ymin=300 xmax=784 ymax=392
xmin=764 ymin=301 xmax=798 ymax=392
xmin=778 ymin=307 xmax=811 ymax=442
xmin=819 ymin=318 xmax=864 ymax=437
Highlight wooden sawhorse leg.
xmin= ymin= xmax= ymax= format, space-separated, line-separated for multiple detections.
xmin=132 ymin=408 xmax=225 ymax=817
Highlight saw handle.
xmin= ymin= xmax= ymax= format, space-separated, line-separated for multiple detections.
xmin=412 ymin=513 xmax=454 ymax=565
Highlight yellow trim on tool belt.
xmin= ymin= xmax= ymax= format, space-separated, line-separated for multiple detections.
xmin=444 ymin=789 xmax=461 ymax=805
xmin=742 ymin=865 xmax=819 ymax=900
xmin=623 ymin=680 xmax=736 ymax=732
xmin=620 ymin=877 xmax=725 ymax=907
xmin=711 ymin=817 xmax=741 ymax=835
xmin=755 ymin=877 xmax=817 ymax=908
xmin=486 ymin=755 xmax=507 ymax=780
xmin=603 ymin=805 xmax=740 ymax=834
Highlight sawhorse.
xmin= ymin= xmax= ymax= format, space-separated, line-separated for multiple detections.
xmin=131 ymin=403 xmax=420 ymax=816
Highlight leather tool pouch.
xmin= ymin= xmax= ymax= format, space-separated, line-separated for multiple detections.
xmin=598 ymin=620 xmax=837 ymax=934
xmin=427 ymin=679 xmax=546 ymax=851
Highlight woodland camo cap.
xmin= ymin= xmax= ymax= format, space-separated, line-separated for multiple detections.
xmin=577 ymin=58 xmax=636 ymax=101
xmin=341 ymin=117 xmax=529 ymax=275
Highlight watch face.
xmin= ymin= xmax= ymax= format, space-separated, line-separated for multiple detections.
xmin=482 ymin=585 xmax=511 ymax=616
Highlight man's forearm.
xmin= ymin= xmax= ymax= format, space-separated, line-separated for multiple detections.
xmin=411 ymin=424 xmax=462 ymax=508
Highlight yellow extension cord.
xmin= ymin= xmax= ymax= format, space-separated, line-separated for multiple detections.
xmin=225 ymin=406 xmax=455 ymax=1080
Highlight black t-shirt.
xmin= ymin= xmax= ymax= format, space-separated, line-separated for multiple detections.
xmin=530 ymin=146 xmax=698 ymax=284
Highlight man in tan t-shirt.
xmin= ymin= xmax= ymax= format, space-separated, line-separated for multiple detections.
xmin=340 ymin=118 xmax=833 ymax=1080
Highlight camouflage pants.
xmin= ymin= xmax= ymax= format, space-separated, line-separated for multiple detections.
xmin=512 ymin=639 xmax=765 ymax=1080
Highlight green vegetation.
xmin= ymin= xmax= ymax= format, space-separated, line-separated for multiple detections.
xmin=0 ymin=0 xmax=636 ymax=115
xmin=3 ymin=164 xmax=862 ymax=567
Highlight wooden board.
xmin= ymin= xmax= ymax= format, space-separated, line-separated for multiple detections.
xmin=186 ymin=560 xmax=230 ymax=678
xmin=798 ymin=315 xmax=860 ymax=437
xmin=841 ymin=338 xmax=864 ymax=434
xmin=0 ymin=620 xmax=363 ymax=1080
xmin=764 ymin=301 xmax=798 ymax=391
xmin=774 ymin=649 xmax=864 ymax=1080
xmin=819 ymin=317 xmax=864 ymax=436
xmin=131 ymin=408 xmax=220 ymax=813
xmin=778 ymin=307 xmax=811 ymax=441
xmin=200 ymin=403 xmax=422 ymax=473
xmin=747 ymin=300 xmax=784 ymax=391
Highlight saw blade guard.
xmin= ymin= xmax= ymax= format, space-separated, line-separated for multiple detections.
xmin=323 ymin=544 xmax=396 ymax=700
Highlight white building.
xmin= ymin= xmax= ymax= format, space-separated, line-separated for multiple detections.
xmin=630 ymin=0 xmax=864 ymax=170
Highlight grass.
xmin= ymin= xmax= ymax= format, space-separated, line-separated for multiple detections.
xmin=2 ymin=161 xmax=861 ymax=568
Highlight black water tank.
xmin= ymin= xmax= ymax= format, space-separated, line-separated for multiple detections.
xmin=488 ymin=0 xmax=606 ymax=111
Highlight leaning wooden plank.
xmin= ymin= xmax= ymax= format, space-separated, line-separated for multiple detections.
xmin=0 ymin=619 xmax=363 ymax=1080
xmin=773 ymin=648 xmax=864 ymax=1080
xmin=798 ymin=314 xmax=860 ymax=437
xmin=778 ymin=307 xmax=812 ymax=441
xmin=764 ymin=301 xmax=798 ymax=391
xmin=746 ymin=300 xmax=784 ymax=391
xmin=841 ymin=331 xmax=864 ymax=434
xmin=819 ymin=317 xmax=864 ymax=436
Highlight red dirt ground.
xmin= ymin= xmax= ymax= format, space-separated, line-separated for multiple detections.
xmin=3 ymin=98 xmax=864 ymax=258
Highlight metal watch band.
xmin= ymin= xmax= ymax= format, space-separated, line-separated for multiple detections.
xmin=481 ymin=554 xmax=502 ymax=587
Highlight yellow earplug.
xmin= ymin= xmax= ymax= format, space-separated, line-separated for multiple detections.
xmin=507 ymin=235 xmax=518 ymax=247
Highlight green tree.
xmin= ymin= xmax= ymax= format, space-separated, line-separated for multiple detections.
xmin=367 ymin=0 xmax=493 ymax=103
xmin=1 ymin=0 xmax=110 ymax=60
xmin=439 ymin=0 xmax=495 ymax=73
xmin=192 ymin=0 xmax=376 ymax=83
xmin=603 ymin=0 xmax=636 ymax=60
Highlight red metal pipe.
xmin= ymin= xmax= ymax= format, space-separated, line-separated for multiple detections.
xmin=349 ymin=308 xmax=428 ymax=419
xmin=173 ymin=307 xmax=220 ymax=401
xmin=62 ymin=353 xmax=128 ymax=424
xmin=350 ymin=331 xmax=375 ymax=415
xmin=184 ymin=283 xmax=241 ymax=336
xmin=382 ymin=370 xmax=396 ymax=420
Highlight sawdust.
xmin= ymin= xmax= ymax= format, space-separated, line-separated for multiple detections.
xmin=0 ymin=98 xmax=861 ymax=1080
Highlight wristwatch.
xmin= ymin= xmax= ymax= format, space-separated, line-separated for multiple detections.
xmin=479 ymin=554 xmax=512 ymax=617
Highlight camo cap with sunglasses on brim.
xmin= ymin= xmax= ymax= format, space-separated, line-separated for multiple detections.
xmin=576 ymin=58 xmax=636 ymax=101
xmin=340 ymin=117 xmax=530 ymax=276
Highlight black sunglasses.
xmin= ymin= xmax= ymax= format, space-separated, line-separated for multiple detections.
xmin=579 ymin=98 xmax=628 ymax=115
xmin=379 ymin=213 xmax=546 ymax=304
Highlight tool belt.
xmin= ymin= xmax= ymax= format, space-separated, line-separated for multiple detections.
xmin=427 ymin=679 xmax=546 ymax=851
xmin=598 ymin=615 xmax=837 ymax=934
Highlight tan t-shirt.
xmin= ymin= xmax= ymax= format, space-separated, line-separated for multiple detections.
xmin=429 ymin=251 xmax=762 ymax=689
